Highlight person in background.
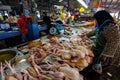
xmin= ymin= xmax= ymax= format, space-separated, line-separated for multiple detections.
xmin=6 ymin=12 xmax=17 ymax=23
xmin=55 ymin=15 xmax=64 ymax=35
xmin=42 ymin=12 xmax=51 ymax=33
xmin=59 ymin=6 xmax=66 ymax=24
xmin=70 ymin=13 xmax=75 ymax=25
xmin=3 ymin=15 xmax=8 ymax=22
xmin=55 ymin=15 xmax=63 ymax=24
xmin=17 ymin=13 xmax=28 ymax=42
xmin=82 ymin=10 xmax=120 ymax=80
xmin=64 ymin=10 xmax=71 ymax=24
xmin=74 ymin=10 xmax=80 ymax=23
xmin=0 ymin=14 xmax=4 ymax=23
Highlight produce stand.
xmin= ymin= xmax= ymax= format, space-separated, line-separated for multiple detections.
xmin=0 ymin=25 xmax=95 ymax=80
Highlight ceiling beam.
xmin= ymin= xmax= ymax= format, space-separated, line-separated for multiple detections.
xmin=113 ymin=0 xmax=120 ymax=9
xmin=113 ymin=4 xmax=120 ymax=12
xmin=101 ymin=0 xmax=104 ymax=7
xmin=108 ymin=0 xmax=113 ymax=8
xmin=110 ymin=0 xmax=119 ymax=9
xmin=104 ymin=0 xmax=108 ymax=8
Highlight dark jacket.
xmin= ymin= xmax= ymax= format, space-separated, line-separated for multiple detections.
xmin=43 ymin=16 xmax=51 ymax=25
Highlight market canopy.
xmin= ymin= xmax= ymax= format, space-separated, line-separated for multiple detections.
xmin=101 ymin=0 xmax=120 ymax=13
xmin=0 ymin=0 xmax=119 ymax=13
xmin=89 ymin=0 xmax=120 ymax=12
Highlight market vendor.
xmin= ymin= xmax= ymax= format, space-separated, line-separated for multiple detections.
xmin=17 ymin=13 xmax=28 ymax=42
xmin=42 ymin=12 xmax=51 ymax=33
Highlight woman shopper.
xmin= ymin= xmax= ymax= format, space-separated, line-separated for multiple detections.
xmin=81 ymin=10 xmax=120 ymax=80
xmin=93 ymin=10 xmax=120 ymax=66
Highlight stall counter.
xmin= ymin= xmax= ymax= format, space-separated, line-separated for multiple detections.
xmin=0 ymin=31 xmax=21 ymax=40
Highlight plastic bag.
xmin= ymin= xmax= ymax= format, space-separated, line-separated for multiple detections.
xmin=92 ymin=63 xmax=102 ymax=74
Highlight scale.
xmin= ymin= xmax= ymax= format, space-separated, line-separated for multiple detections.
xmin=49 ymin=23 xmax=59 ymax=35
xmin=49 ymin=27 xmax=59 ymax=35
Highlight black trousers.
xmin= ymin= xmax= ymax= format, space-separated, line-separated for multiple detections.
xmin=80 ymin=63 xmax=102 ymax=80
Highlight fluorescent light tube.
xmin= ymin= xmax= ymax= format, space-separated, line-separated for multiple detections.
xmin=77 ymin=0 xmax=88 ymax=8
xmin=59 ymin=0 xmax=63 ymax=2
